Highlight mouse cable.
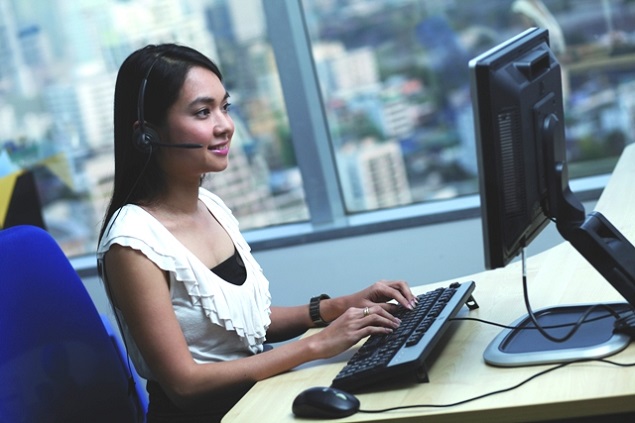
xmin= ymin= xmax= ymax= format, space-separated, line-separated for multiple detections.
xmin=358 ymin=357 xmax=635 ymax=414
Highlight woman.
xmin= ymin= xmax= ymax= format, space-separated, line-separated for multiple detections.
xmin=97 ymin=43 xmax=416 ymax=422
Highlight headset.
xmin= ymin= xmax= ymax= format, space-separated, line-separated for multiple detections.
xmin=132 ymin=53 xmax=203 ymax=153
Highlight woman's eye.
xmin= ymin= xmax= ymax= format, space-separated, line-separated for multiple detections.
xmin=196 ymin=108 xmax=211 ymax=118
xmin=223 ymin=103 xmax=232 ymax=113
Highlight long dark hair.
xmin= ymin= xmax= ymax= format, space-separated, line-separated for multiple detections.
xmin=98 ymin=44 xmax=223 ymax=243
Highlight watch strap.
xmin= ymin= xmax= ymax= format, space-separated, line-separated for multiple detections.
xmin=309 ymin=294 xmax=330 ymax=327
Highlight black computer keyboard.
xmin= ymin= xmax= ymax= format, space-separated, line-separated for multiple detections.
xmin=331 ymin=281 xmax=478 ymax=392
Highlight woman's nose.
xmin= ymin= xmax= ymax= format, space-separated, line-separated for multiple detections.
xmin=214 ymin=112 xmax=234 ymax=137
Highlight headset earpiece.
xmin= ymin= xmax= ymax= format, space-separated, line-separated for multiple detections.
xmin=133 ymin=123 xmax=160 ymax=154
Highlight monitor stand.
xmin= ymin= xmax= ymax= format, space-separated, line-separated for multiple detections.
xmin=484 ymin=247 xmax=632 ymax=367
xmin=483 ymin=301 xmax=632 ymax=367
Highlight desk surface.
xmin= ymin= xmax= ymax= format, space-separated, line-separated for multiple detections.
xmin=224 ymin=145 xmax=635 ymax=422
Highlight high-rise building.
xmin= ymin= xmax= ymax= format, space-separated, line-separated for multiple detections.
xmin=337 ymin=139 xmax=411 ymax=212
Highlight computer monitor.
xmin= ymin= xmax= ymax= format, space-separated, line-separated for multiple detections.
xmin=470 ymin=26 xmax=635 ymax=305
xmin=470 ymin=27 xmax=556 ymax=270
xmin=469 ymin=27 xmax=635 ymax=366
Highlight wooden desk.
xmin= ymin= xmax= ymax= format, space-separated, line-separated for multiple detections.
xmin=224 ymin=145 xmax=635 ymax=422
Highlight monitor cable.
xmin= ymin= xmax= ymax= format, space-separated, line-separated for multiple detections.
xmin=518 ymin=247 xmax=624 ymax=343
xmin=451 ymin=247 xmax=634 ymax=334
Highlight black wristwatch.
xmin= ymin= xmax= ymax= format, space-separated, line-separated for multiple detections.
xmin=309 ymin=294 xmax=330 ymax=327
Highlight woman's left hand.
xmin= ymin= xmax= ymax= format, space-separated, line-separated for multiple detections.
xmin=344 ymin=279 xmax=417 ymax=315
xmin=315 ymin=280 xmax=417 ymax=326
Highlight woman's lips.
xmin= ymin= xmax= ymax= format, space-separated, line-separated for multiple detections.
xmin=208 ymin=142 xmax=229 ymax=155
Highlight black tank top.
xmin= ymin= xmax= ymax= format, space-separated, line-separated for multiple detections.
xmin=210 ymin=249 xmax=246 ymax=285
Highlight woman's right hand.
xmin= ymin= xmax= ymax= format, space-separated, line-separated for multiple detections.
xmin=309 ymin=305 xmax=401 ymax=359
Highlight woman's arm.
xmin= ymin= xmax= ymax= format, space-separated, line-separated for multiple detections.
xmin=104 ymin=245 xmax=402 ymax=411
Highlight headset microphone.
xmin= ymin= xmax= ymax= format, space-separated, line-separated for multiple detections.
xmin=145 ymin=140 xmax=204 ymax=149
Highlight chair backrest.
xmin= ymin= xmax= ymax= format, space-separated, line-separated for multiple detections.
xmin=0 ymin=225 xmax=146 ymax=422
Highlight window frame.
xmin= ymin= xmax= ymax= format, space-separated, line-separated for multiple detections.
xmin=263 ymin=0 xmax=345 ymax=228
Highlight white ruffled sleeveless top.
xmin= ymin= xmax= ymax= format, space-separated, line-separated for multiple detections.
xmin=97 ymin=188 xmax=272 ymax=380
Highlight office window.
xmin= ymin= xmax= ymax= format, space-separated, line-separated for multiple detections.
xmin=0 ymin=0 xmax=307 ymax=256
xmin=300 ymin=0 xmax=635 ymax=213
xmin=2 ymin=0 xmax=635 ymax=258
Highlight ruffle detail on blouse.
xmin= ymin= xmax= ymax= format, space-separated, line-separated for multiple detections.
xmin=97 ymin=189 xmax=271 ymax=350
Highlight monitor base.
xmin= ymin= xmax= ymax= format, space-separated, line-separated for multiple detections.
xmin=483 ymin=302 xmax=632 ymax=367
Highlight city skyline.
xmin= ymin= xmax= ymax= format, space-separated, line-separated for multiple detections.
xmin=2 ymin=0 xmax=634 ymax=256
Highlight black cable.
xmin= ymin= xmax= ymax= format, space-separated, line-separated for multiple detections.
xmin=451 ymin=311 xmax=625 ymax=331
xmin=358 ymin=357 xmax=635 ymax=414
xmin=518 ymin=248 xmax=623 ymax=343
xmin=105 ymin=152 xmax=152 ymax=238
xmin=451 ymin=248 xmax=629 ymax=334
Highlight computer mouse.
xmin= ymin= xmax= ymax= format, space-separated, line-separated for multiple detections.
xmin=292 ymin=386 xmax=360 ymax=419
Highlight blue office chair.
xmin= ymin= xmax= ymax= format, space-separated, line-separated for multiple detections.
xmin=0 ymin=225 xmax=148 ymax=422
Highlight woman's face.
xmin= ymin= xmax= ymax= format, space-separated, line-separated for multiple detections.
xmin=160 ymin=65 xmax=235 ymax=176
